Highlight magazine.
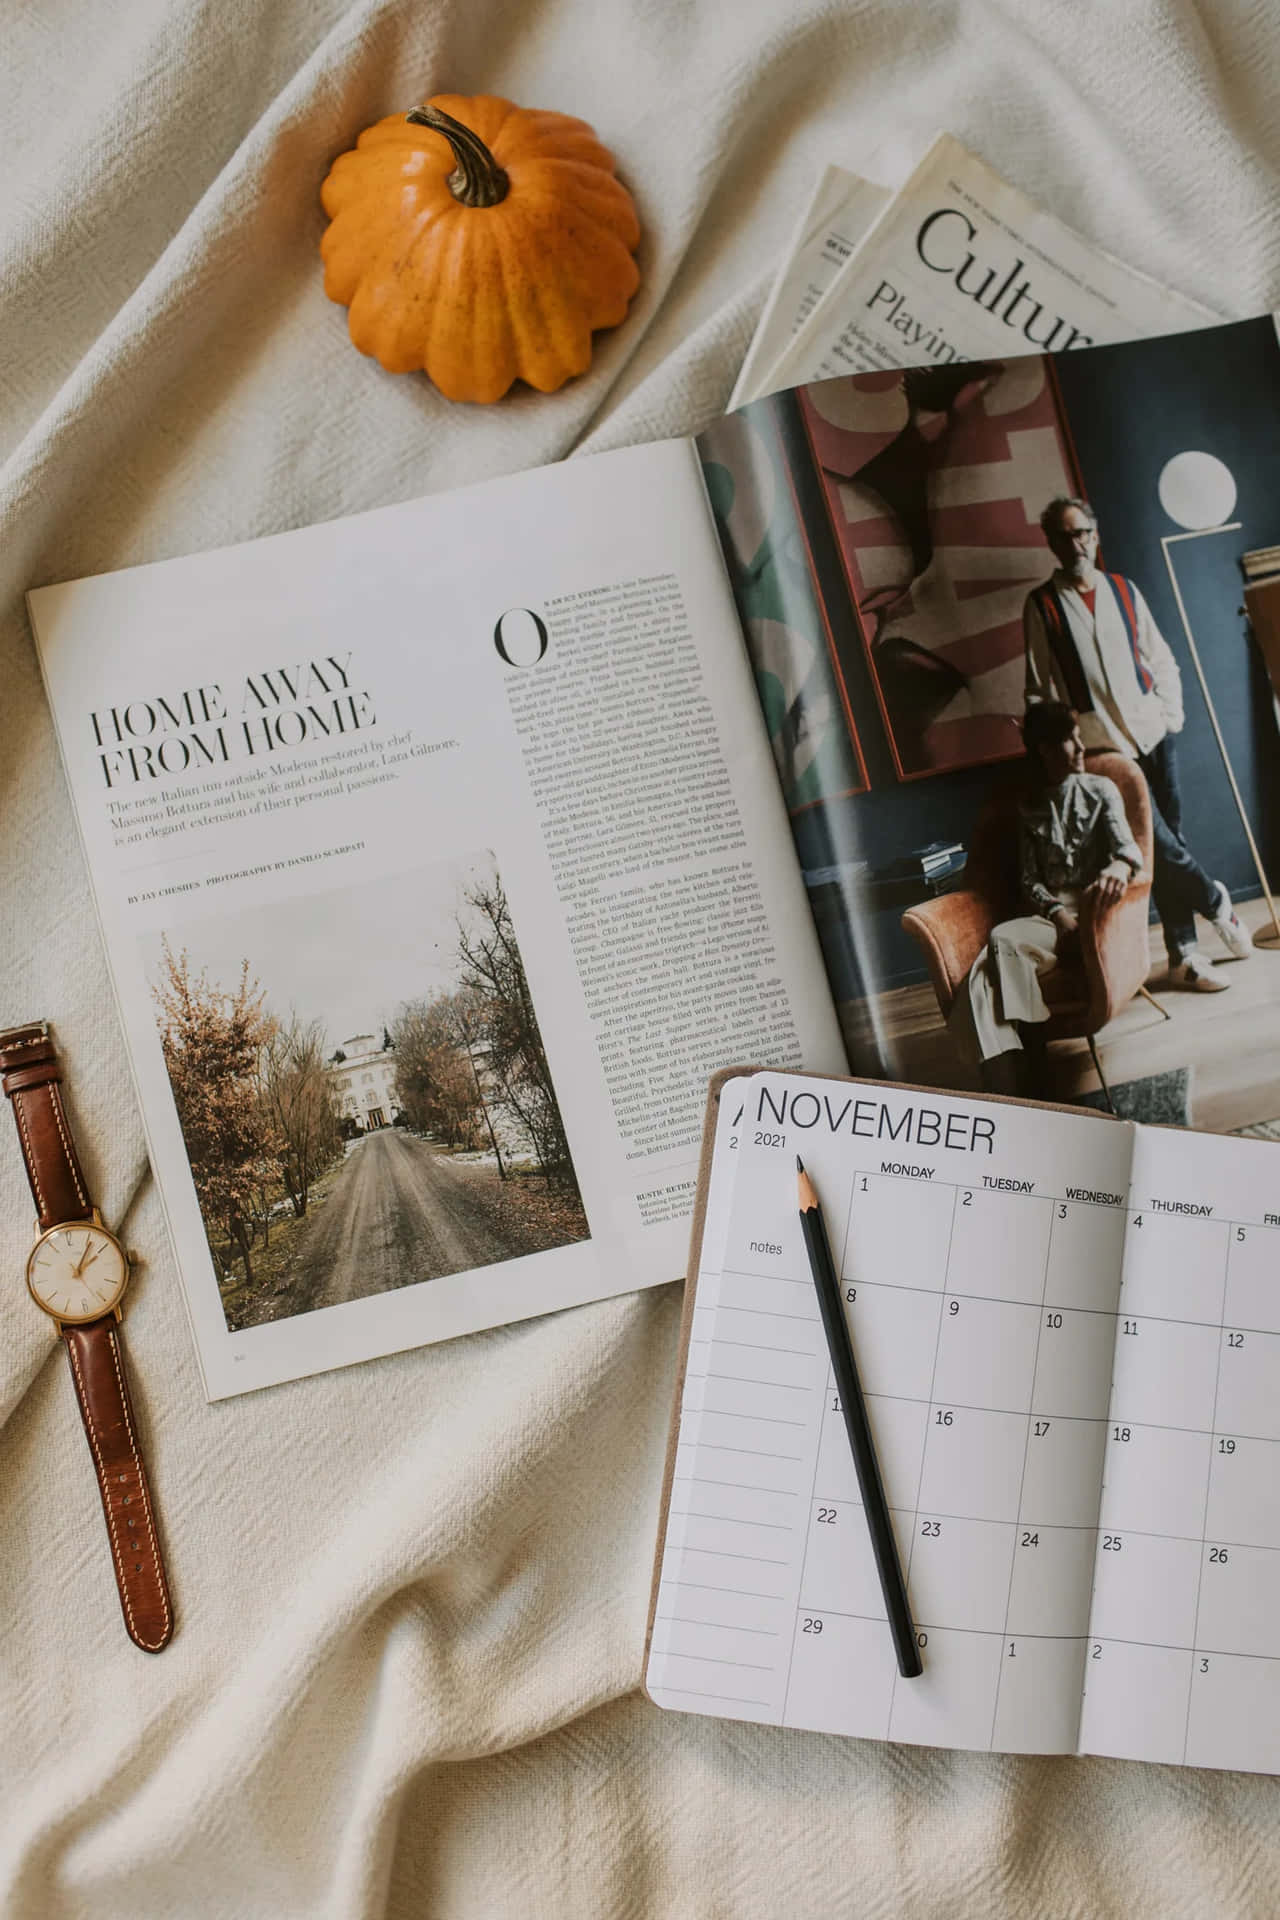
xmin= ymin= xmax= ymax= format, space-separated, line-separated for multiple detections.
xmin=751 ymin=132 xmax=1221 ymax=398
xmin=27 ymin=312 xmax=1280 ymax=1397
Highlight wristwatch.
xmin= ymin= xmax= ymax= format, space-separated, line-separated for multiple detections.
xmin=0 ymin=1021 xmax=174 ymax=1652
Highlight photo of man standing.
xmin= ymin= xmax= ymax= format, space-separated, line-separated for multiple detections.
xmin=1024 ymin=495 xmax=1252 ymax=989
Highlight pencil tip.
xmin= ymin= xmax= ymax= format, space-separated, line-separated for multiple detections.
xmin=795 ymin=1155 xmax=804 ymax=1172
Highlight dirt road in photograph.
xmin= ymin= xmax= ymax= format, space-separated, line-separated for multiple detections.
xmin=275 ymin=1130 xmax=539 ymax=1314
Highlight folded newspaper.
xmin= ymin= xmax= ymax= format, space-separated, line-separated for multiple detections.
xmin=730 ymin=131 xmax=1222 ymax=407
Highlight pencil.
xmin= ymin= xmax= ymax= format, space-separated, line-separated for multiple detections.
xmin=797 ymin=1156 xmax=923 ymax=1679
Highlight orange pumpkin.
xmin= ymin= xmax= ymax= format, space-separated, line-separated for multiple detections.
xmin=320 ymin=93 xmax=642 ymax=403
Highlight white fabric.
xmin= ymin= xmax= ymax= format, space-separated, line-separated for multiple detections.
xmin=5 ymin=2 xmax=1280 ymax=1914
xmin=953 ymin=908 xmax=1067 ymax=1060
xmin=1025 ymin=572 xmax=1185 ymax=755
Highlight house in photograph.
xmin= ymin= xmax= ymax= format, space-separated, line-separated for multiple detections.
xmin=327 ymin=1030 xmax=399 ymax=1132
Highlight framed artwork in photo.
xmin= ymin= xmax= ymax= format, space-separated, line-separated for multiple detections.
xmin=797 ymin=357 xmax=1085 ymax=780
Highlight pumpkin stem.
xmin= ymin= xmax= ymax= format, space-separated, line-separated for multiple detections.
xmin=406 ymin=104 xmax=510 ymax=208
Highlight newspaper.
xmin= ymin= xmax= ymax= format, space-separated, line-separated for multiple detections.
xmin=726 ymin=165 xmax=891 ymax=410
xmin=744 ymin=131 xmax=1222 ymax=400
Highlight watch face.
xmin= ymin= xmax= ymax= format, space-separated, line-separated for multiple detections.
xmin=26 ymin=1222 xmax=129 ymax=1324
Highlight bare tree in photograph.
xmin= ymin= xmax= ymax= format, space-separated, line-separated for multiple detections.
xmin=452 ymin=990 xmax=506 ymax=1178
xmin=153 ymin=939 xmax=280 ymax=1283
xmin=391 ymin=992 xmax=486 ymax=1149
xmin=456 ymin=875 xmax=579 ymax=1196
xmin=258 ymin=1014 xmax=344 ymax=1219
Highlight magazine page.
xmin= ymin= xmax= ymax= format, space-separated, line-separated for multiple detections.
xmin=763 ymin=132 xmax=1221 ymax=395
xmin=28 ymin=438 xmax=846 ymax=1398
xmin=696 ymin=314 xmax=1280 ymax=1146
xmin=727 ymin=165 xmax=892 ymax=412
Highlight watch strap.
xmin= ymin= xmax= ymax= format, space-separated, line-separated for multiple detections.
xmin=63 ymin=1318 xmax=174 ymax=1653
xmin=0 ymin=1022 xmax=94 ymax=1230
xmin=0 ymin=1020 xmax=175 ymax=1652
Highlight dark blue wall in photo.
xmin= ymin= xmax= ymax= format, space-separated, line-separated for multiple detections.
xmin=1054 ymin=313 xmax=1280 ymax=902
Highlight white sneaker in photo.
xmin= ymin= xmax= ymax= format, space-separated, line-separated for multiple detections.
xmin=1208 ymin=881 xmax=1253 ymax=960
xmin=1170 ymin=951 xmax=1231 ymax=992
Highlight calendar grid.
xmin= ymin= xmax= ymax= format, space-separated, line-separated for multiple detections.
xmin=1069 ymin=1520 xmax=1280 ymax=1553
xmin=777 ymin=1492 xmax=1110 ymax=1534
xmin=846 ymin=1394 xmax=1104 ymax=1426
xmin=721 ymin=1182 xmax=1280 ymax=1748
xmin=807 ymin=1276 xmax=1280 ymax=1332
xmin=988 ymin=1201 xmax=1057 ymax=1747
xmin=1178 ymin=1230 xmax=1230 ymax=1765
xmin=884 ymin=1184 xmax=960 ymax=1736
xmin=720 ymin=1258 xmax=1280 ymax=1341
xmin=778 ymin=1404 xmax=834 ymax=1725
xmin=1074 ymin=1170 xmax=1280 ymax=1767
xmin=777 ymin=1167 xmax=854 ymax=1725
xmin=804 ymin=1608 xmax=1086 ymax=1642
xmin=1092 ymin=1636 xmax=1280 ymax=1662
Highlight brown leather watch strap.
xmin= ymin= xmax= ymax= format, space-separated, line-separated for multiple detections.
xmin=62 ymin=1318 xmax=173 ymax=1653
xmin=0 ymin=1020 xmax=175 ymax=1652
xmin=0 ymin=1022 xmax=94 ymax=1229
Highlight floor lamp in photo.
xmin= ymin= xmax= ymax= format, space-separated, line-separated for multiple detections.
xmin=1158 ymin=450 xmax=1280 ymax=952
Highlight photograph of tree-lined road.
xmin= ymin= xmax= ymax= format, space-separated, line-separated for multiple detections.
xmin=145 ymin=854 xmax=589 ymax=1331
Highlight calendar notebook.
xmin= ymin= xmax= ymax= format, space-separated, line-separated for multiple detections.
xmin=645 ymin=1068 xmax=1280 ymax=1774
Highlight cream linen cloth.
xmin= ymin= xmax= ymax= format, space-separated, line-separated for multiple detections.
xmin=4 ymin=2 xmax=1280 ymax=1914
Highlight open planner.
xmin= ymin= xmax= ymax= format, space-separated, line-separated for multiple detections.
xmin=645 ymin=1069 xmax=1280 ymax=1774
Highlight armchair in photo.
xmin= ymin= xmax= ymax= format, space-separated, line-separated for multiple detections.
xmin=900 ymin=750 xmax=1168 ymax=1108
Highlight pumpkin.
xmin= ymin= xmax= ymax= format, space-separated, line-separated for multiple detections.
xmin=320 ymin=93 xmax=642 ymax=403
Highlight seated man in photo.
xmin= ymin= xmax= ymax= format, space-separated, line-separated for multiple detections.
xmin=950 ymin=701 xmax=1145 ymax=1096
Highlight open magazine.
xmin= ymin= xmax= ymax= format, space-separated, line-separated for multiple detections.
xmin=27 ymin=311 xmax=1280 ymax=1397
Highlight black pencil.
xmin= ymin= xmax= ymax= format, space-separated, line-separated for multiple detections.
xmin=797 ymin=1156 xmax=922 ymax=1679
